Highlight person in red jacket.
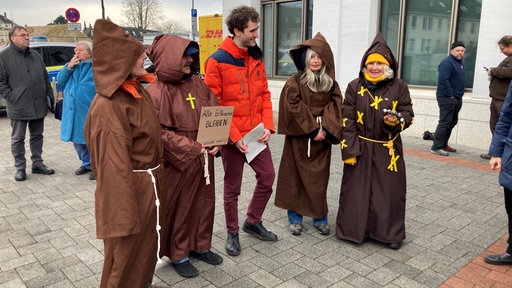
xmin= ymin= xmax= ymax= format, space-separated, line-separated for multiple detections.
xmin=204 ymin=5 xmax=277 ymax=257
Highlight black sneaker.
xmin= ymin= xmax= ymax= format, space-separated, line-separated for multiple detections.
xmin=75 ymin=166 xmax=91 ymax=175
xmin=172 ymin=260 xmax=199 ymax=278
xmin=242 ymin=220 xmax=278 ymax=241
xmin=14 ymin=169 xmax=26 ymax=181
xmin=32 ymin=164 xmax=55 ymax=175
xmin=189 ymin=250 xmax=223 ymax=265
xmin=225 ymin=232 xmax=240 ymax=256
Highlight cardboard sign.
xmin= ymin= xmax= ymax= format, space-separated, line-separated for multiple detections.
xmin=197 ymin=106 xmax=234 ymax=146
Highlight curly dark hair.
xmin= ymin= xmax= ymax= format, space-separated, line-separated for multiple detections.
xmin=225 ymin=6 xmax=260 ymax=35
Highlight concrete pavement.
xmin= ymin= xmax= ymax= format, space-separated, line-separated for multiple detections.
xmin=0 ymin=113 xmax=508 ymax=287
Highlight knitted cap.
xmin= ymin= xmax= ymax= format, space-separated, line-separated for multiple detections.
xmin=365 ymin=53 xmax=390 ymax=66
xmin=451 ymin=41 xmax=465 ymax=49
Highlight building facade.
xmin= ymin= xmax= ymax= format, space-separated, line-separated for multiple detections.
xmin=220 ymin=0 xmax=507 ymax=150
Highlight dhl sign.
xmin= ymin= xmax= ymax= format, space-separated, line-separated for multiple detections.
xmin=205 ymin=29 xmax=223 ymax=38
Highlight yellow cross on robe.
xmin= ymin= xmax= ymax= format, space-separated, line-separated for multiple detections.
xmin=341 ymin=139 xmax=348 ymax=149
xmin=370 ymin=95 xmax=383 ymax=110
xmin=186 ymin=93 xmax=196 ymax=109
xmin=342 ymin=117 xmax=348 ymax=127
xmin=357 ymin=86 xmax=367 ymax=96
xmin=357 ymin=111 xmax=364 ymax=124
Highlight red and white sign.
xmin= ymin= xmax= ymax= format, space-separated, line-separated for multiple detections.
xmin=65 ymin=8 xmax=80 ymax=23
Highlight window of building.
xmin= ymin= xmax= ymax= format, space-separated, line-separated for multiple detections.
xmin=380 ymin=0 xmax=481 ymax=88
xmin=262 ymin=0 xmax=313 ymax=77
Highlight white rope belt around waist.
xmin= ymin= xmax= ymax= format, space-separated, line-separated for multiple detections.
xmin=307 ymin=116 xmax=323 ymax=158
xmin=203 ymin=150 xmax=210 ymax=186
xmin=132 ymin=164 xmax=162 ymax=264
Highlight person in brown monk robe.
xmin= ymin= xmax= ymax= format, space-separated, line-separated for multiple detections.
xmin=84 ymin=19 xmax=166 ymax=287
xmin=146 ymin=34 xmax=222 ymax=278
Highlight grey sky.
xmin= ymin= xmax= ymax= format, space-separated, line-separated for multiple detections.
xmin=3 ymin=0 xmax=222 ymax=29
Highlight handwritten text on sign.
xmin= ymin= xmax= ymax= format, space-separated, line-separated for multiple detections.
xmin=197 ymin=106 xmax=234 ymax=146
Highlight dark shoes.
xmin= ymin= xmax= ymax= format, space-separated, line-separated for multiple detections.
xmin=484 ymin=252 xmax=512 ymax=265
xmin=89 ymin=173 xmax=95 ymax=180
xmin=75 ymin=166 xmax=91 ymax=175
xmin=32 ymin=164 xmax=55 ymax=175
xmin=242 ymin=220 xmax=278 ymax=242
xmin=14 ymin=169 xmax=26 ymax=181
xmin=389 ymin=242 xmax=402 ymax=250
xmin=225 ymin=232 xmax=241 ymax=256
xmin=314 ymin=223 xmax=330 ymax=235
xmin=172 ymin=260 xmax=199 ymax=278
xmin=189 ymin=250 xmax=223 ymax=265
xmin=480 ymin=154 xmax=491 ymax=160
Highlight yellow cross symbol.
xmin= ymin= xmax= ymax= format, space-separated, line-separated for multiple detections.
xmin=341 ymin=139 xmax=348 ymax=149
xmin=357 ymin=86 xmax=367 ymax=96
xmin=357 ymin=111 xmax=364 ymax=124
xmin=186 ymin=93 xmax=196 ymax=109
xmin=370 ymin=95 xmax=383 ymax=110
xmin=342 ymin=117 xmax=348 ymax=127
xmin=387 ymin=154 xmax=400 ymax=172
xmin=392 ymin=101 xmax=398 ymax=111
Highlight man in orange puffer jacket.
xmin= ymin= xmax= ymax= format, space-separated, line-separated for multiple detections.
xmin=204 ymin=5 xmax=277 ymax=257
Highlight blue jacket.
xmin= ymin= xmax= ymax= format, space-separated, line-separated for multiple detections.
xmin=436 ymin=54 xmax=465 ymax=98
xmin=489 ymin=81 xmax=512 ymax=190
xmin=57 ymin=59 xmax=95 ymax=144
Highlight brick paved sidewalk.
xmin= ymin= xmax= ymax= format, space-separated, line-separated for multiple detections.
xmin=0 ymin=115 xmax=509 ymax=287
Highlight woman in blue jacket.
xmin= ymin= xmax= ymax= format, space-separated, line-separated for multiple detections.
xmin=486 ymin=81 xmax=512 ymax=265
xmin=57 ymin=41 xmax=96 ymax=179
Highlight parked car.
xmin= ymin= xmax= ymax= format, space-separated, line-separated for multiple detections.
xmin=0 ymin=42 xmax=76 ymax=114
xmin=30 ymin=35 xmax=49 ymax=42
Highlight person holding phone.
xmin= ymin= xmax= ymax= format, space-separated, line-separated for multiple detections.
xmin=57 ymin=41 xmax=96 ymax=180
xmin=481 ymin=35 xmax=512 ymax=160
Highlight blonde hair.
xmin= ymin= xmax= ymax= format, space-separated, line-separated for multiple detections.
xmin=300 ymin=48 xmax=333 ymax=92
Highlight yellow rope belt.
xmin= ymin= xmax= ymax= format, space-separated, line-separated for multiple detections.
xmin=358 ymin=134 xmax=400 ymax=172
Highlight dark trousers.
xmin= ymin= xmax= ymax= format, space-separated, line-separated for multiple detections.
xmin=490 ymin=98 xmax=505 ymax=134
xmin=221 ymin=144 xmax=275 ymax=234
xmin=10 ymin=118 xmax=45 ymax=170
xmin=505 ymin=188 xmax=512 ymax=254
xmin=432 ymin=96 xmax=463 ymax=150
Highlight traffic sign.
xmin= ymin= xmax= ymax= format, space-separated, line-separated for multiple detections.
xmin=67 ymin=23 xmax=82 ymax=31
xmin=65 ymin=8 xmax=80 ymax=23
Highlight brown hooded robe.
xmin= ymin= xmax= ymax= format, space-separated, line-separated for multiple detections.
xmin=84 ymin=19 xmax=166 ymax=287
xmin=274 ymin=32 xmax=343 ymax=219
xmin=146 ymin=35 xmax=220 ymax=262
xmin=335 ymin=33 xmax=414 ymax=244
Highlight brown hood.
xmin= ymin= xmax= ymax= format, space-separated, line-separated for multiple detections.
xmin=146 ymin=35 xmax=200 ymax=84
xmin=360 ymin=32 xmax=398 ymax=74
xmin=92 ymin=19 xmax=145 ymax=98
xmin=289 ymin=32 xmax=335 ymax=79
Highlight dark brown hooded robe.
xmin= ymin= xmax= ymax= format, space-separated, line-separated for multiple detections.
xmin=274 ymin=32 xmax=343 ymax=219
xmin=335 ymin=33 xmax=414 ymax=245
xmin=84 ymin=19 xmax=166 ymax=287
xmin=146 ymin=35 xmax=220 ymax=262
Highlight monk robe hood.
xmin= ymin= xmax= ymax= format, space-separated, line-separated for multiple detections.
xmin=359 ymin=32 xmax=398 ymax=75
xmin=289 ymin=32 xmax=336 ymax=80
xmin=146 ymin=34 xmax=200 ymax=84
xmin=92 ymin=19 xmax=145 ymax=98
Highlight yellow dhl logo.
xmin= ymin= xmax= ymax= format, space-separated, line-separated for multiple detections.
xmin=205 ymin=29 xmax=222 ymax=38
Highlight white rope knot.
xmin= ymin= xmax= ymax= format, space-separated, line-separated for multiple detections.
xmin=204 ymin=150 xmax=210 ymax=185
xmin=307 ymin=116 xmax=323 ymax=158
xmin=132 ymin=164 xmax=162 ymax=264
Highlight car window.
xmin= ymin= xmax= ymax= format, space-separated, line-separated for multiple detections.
xmin=32 ymin=46 xmax=74 ymax=67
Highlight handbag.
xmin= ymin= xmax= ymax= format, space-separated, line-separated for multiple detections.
xmin=54 ymin=99 xmax=63 ymax=120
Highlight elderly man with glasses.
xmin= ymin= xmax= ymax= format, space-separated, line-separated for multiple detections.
xmin=0 ymin=25 xmax=55 ymax=181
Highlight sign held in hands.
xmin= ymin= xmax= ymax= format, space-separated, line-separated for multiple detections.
xmin=197 ymin=106 xmax=234 ymax=146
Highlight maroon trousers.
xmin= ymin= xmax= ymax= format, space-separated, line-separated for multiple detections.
xmin=221 ymin=144 xmax=275 ymax=233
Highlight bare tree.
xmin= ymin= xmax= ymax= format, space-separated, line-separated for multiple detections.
xmin=155 ymin=20 xmax=189 ymax=34
xmin=122 ymin=0 xmax=162 ymax=29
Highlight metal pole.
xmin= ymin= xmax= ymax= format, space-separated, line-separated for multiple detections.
xmin=192 ymin=0 xmax=195 ymax=41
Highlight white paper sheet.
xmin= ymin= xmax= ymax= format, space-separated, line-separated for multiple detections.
xmin=242 ymin=123 xmax=266 ymax=163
